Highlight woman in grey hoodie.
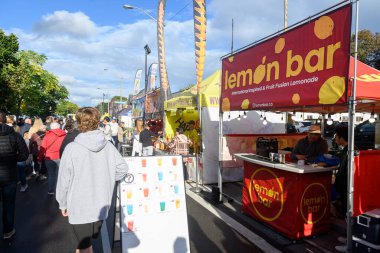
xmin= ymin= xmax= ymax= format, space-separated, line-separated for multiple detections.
xmin=56 ymin=107 xmax=128 ymax=253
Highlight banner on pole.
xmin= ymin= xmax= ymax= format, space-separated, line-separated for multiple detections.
xmin=221 ymin=4 xmax=352 ymax=112
xmin=148 ymin=63 xmax=158 ymax=92
xmin=133 ymin=70 xmax=143 ymax=96
xmin=157 ymin=0 xmax=170 ymax=93
xmin=193 ymin=0 xmax=207 ymax=93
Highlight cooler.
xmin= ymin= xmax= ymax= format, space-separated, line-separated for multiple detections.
xmin=354 ymin=209 xmax=380 ymax=245
xmin=353 ymin=236 xmax=380 ymax=253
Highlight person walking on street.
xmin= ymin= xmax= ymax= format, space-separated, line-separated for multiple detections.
xmin=132 ymin=119 xmax=143 ymax=156
xmin=0 ymin=111 xmax=29 ymax=239
xmin=56 ymin=107 xmax=129 ymax=253
xmin=139 ymin=123 xmax=161 ymax=156
xmin=29 ymin=118 xmax=47 ymax=180
xmin=20 ymin=118 xmax=32 ymax=137
xmin=101 ymin=117 xmax=113 ymax=143
xmin=59 ymin=120 xmax=80 ymax=158
xmin=38 ymin=122 xmax=66 ymax=195
xmin=110 ymin=117 xmax=119 ymax=147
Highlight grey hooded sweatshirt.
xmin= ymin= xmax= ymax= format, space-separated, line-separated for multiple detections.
xmin=56 ymin=130 xmax=128 ymax=224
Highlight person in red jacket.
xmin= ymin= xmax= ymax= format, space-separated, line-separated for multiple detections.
xmin=38 ymin=122 xmax=66 ymax=195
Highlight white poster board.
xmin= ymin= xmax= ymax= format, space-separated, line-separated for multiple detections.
xmin=120 ymin=156 xmax=190 ymax=253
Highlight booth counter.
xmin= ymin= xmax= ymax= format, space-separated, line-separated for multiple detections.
xmin=235 ymin=153 xmax=336 ymax=239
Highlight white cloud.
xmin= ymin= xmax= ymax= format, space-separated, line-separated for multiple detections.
xmin=33 ymin=11 xmax=98 ymax=38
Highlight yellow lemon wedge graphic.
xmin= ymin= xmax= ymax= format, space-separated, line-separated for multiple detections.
xmin=228 ymin=56 xmax=234 ymax=63
xmin=314 ymin=16 xmax=334 ymax=40
xmin=275 ymin=38 xmax=285 ymax=54
xmin=319 ymin=76 xmax=345 ymax=104
xmin=241 ymin=99 xmax=250 ymax=109
xmin=254 ymin=56 xmax=266 ymax=84
xmin=222 ymin=97 xmax=231 ymax=112
xmin=292 ymin=93 xmax=300 ymax=104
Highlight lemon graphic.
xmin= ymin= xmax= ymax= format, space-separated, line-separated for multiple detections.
xmin=292 ymin=93 xmax=300 ymax=104
xmin=254 ymin=56 xmax=266 ymax=84
xmin=228 ymin=56 xmax=234 ymax=63
xmin=275 ymin=38 xmax=285 ymax=54
xmin=314 ymin=16 xmax=334 ymax=40
xmin=222 ymin=97 xmax=231 ymax=112
xmin=241 ymin=99 xmax=250 ymax=109
xmin=319 ymin=76 xmax=345 ymax=104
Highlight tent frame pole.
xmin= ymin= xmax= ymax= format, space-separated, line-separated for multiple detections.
xmin=347 ymin=0 xmax=359 ymax=251
xmin=218 ymin=111 xmax=223 ymax=202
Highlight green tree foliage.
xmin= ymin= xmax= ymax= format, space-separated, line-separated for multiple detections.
xmin=55 ymin=100 xmax=80 ymax=116
xmin=0 ymin=29 xmax=68 ymax=117
xmin=351 ymin=29 xmax=380 ymax=70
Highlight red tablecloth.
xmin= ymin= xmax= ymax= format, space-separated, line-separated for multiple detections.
xmin=242 ymin=161 xmax=332 ymax=239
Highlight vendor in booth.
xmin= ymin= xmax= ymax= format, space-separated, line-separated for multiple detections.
xmin=291 ymin=125 xmax=328 ymax=164
xmin=185 ymin=120 xmax=198 ymax=154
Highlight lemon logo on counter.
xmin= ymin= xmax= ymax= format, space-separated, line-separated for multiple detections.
xmin=254 ymin=56 xmax=266 ymax=84
xmin=241 ymin=99 xmax=250 ymax=109
xmin=228 ymin=56 xmax=234 ymax=63
xmin=221 ymin=97 xmax=231 ymax=112
xmin=292 ymin=93 xmax=300 ymax=104
xmin=314 ymin=16 xmax=334 ymax=40
xmin=319 ymin=76 xmax=345 ymax=104
xmin=275 ymin=38 xmax=285 ymax=54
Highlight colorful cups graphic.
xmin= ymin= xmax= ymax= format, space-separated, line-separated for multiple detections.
xmin=158 ymin=171 xmax=163 ymax=181
xmin=127 ymin=190 xmax=133 ymax=199
xmin=175 ymin=199 xmax=180 ymax=209
xmin=172 ymin=157 xmax=178 ymax=166
xmin=157 ymin=157 xmax=163 ymax=166
xmin=142 ymin=173 xmax=147 ymax=182
xmin=141 ymin=158 xmax=147 ymax=167
xmin=158 ymin=186 xmax=163 ymax=196
xmin=160 ymin=201 xmax=166 ymax=211
xmin=144 ymin=204 xmax=149 ymax=213
xmin=127 ymin=204 xmax=133 ymax=215
xmin=127 ymin=220 xmax=134 ymax=232
xmin=143 ymin=188 xmax=149 ymax=198
xmin=174 ymin=184 xmax=179 ymax=194
xmin=173 ymin=173 xmax=178 ymax=181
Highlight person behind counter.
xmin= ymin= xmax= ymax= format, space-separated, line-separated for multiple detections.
xmin=291 ymin=125 xmax=328 ymax=164
xmin=139 ymin=123 xmax=162 ymax=156
xmin=185 ymin=120 xmax=198 ymax=154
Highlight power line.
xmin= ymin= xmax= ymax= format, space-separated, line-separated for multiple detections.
xmin=167 ymin=1 xmax=192 ymax=21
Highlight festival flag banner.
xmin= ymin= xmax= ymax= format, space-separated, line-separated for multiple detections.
xmin=133 ymin=70 xmax=143 ymax=96
xmin=193 ymin=0 xmax=207 ymax=93
xmin=221 ymin=4 xmax=352 ymax=112
xmin=148 ymin=63 xmax=158 ymax=92
xmin=157 ymin=0 xmax=170 ymax=93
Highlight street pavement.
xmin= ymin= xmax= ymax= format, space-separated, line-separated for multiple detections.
xmin=0 ymin=177 xmax=261 ymax=253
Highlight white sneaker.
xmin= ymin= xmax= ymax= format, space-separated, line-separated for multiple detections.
xmin=335 ymin=245 xmax=347 ymax=252
xmin=3 ymin=228 xmax=15 ymax=239
xmin=20 ymin=184 xmax=28 ymax=192
xmin=337 ymin=236 xmax=347 ymax=244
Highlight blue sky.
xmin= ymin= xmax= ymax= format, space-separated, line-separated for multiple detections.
xmin=0 ymin=0 xmax=378 ymax=106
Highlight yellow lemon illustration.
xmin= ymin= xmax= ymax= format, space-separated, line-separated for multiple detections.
xmin=228 ymin=56 xmax=234 ymax=63
xmin=275 ymin=38 xmax=285 ymax=54
xmin=254 ymin=56 xmax=266 ymax=84
xmin=314 ymin=16 xmax=334 ymax=40
xmin=222 ymin=97 xmax=231 ymax=112
xmin=292 ymin=93 xmax=300 ymax=104
xmin=241 ymin=99 xmax=250 ymax=109
xmin=319 ymin=76 xmax=345 ymax=104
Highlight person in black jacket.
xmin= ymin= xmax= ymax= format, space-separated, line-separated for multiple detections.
xmin=0 ymin=111 xmax=29 ymax=239
xmin=139 ymin=123 xmax=161 ymax=156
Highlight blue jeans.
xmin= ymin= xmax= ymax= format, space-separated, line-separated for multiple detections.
xmin=45 ymin=159 xmax=60 ymax=193
xmin=1 ymin=181 xmax=17 ymax=233
xmin=17 ymin=161 xmax=27 ymax=186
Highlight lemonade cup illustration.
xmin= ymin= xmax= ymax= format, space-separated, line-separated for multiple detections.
xmin=144 ymin=205 xmax=148 ymax=213
xmin=160 ymin=201 xmax=166 ymax=211
xmin=173 ymin=173 xmax=178 ymax=181
xmin=142 ymin=173 xmax=147 ymax=182
xmin=172 ymin=157 xmax=177 ymax=166
xmin=157 ymin=157 xmax=163 ymax=166
xmin=158 ymin=171 xmax=163 ymax=181
xmin=127 ymin=190 xmax=133 ymax=199
xmin=175 ymin=199 xmax=180 ymax=209
xmin=127 ymin=204 xmax=133 ymax=215
xmin=127 ymin=221 xmax=134 ymax=232
xmin=143 ymin=188 xmax=149 ymax=198
xmin=159 ymin=186 xmax=163 ymax=195
xmin=141 ymin=158 xmax=147 ymax=167
xmin=174 ymin=184 xmax=179 ymax=194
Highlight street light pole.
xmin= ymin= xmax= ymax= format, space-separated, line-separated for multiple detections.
xmin=143 ymin=44 xmax=151 ymax=123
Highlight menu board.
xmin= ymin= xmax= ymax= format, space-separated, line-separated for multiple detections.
xmin=120 ymin=156 xmax=190 ymax=253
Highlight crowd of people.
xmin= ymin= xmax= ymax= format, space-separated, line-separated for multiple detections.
xmin=0 ymin=109 xmax=129 ymax=253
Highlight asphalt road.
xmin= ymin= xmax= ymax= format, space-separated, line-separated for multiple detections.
xmin=0 ymin=177 xmax=261 ymax=253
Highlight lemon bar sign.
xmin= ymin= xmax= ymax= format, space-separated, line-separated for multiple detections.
xmin=221 ymin=4 xmax=352 ymax=112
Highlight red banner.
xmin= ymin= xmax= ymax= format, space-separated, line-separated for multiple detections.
xmin=221 ymin=4 xmax=352 ymax=112
xmin=242 ymin=161 xmax=331 ymax=239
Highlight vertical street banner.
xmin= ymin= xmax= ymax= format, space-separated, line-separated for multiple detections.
xmin=157 ymin=0 xmax=170 ymax=96
xmin=221 ymin=4 xmax=352 ymax=112
xmin=120 ymin=156 xmax=190 ymax=253
xmin=133 ymin=69 xmax=143 ymax=96
xmin=148 ymin=63 xmax=158 ymax=92
xmin=193 ymin=0 xmax=207 ymax=93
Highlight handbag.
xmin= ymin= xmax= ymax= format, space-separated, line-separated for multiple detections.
xmin=256 ymin=137 xmax=278 ymax=158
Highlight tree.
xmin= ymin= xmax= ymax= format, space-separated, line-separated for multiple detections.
xmin=55 ymin=100 xmax=80 ymax=116
xmin=351 ymin=29 xmax=380 ymax=70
